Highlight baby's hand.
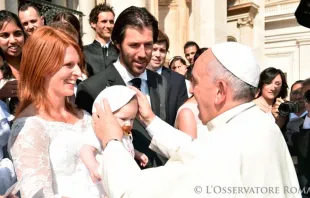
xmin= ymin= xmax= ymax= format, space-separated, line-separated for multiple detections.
xmin=139 ymin=154 xmax=148 ymax=167
xmin=135 ymin=151 xmax=149 ymax=167
xmin=88 ymin=162 xmax=101 ymax=183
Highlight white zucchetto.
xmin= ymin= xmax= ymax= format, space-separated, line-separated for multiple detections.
xmin=211 ymin=42 xmax=260 ymax=87
xmin=92 ymin=85 xmax=136 ymax=113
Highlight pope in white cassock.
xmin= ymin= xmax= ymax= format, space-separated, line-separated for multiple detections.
xmin=92 ymin=42 xmax=301 ymax=198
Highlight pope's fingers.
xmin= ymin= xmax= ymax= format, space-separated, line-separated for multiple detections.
xmin=102 ymin=99 xmax=113 ymax=116
xmin=129 ymin=86 xmax=146 ymax=100
xmin=94 ymin=102 xmax=103 ymax=117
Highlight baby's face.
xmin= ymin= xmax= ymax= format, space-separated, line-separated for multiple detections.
xmin=113 ymin=97 xmax=138 ymax=132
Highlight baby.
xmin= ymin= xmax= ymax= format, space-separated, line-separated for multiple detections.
xmin=80 ymin=85 xmax=148 ymax=183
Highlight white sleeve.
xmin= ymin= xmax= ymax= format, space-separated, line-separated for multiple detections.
xmin=8 ymin=118 xmax=62 ymax=198
xmin=101 ymin=140 xmax=141 ymax=198
xmin=82 ymin=128 xmax=102 ymax=152
xmin=146 ymin=116 xmax=193 ymax=158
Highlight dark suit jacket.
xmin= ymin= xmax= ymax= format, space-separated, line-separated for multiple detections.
xmin=83 ymin=40 xmax=118 ymax=76
xmin=288 ymin=115 xmax=310 ymax=189
xmin=161 ymin=66 xmax=188 ymax=126
xmin=76 ymin=65 xmax=168 ymax=168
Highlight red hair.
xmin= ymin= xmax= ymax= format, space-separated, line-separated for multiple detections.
xmin=15 ymin=26 xmax=85 ymax=118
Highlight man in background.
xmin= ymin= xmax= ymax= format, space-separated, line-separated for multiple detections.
xmin=183 ymin=41 xmax=199 ymax=65
xmin=290 ymin=80 xmax=308 ymax=121
xmin=84 ymin=3 xmax=118 ymax=76
xmin=18 ymin=3 xmax=44 ymax=35
xmin=147 ymin=29 xmax=187 ymax=126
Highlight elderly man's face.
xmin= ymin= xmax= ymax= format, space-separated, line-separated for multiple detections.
xmin=190 ymin=50 xmax=217 ymax=124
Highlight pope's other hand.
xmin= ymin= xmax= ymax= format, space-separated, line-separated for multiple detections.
xmin=129 ymin=86 xmax=155 ymax=126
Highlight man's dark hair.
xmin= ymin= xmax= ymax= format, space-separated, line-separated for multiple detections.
xmin=291 ymin=80 xmax=304 ymax=91
xmin=111 ymin=6 xmax=158 ymax=46
xmin=156 ymin=29 xmax=169 ymax=51
xmin=19 ymin=3 xmax=42 ymax=16
xmin=183 ymin=41 xmax=199 ymax=52
xmin=193 ymin=47 xmax=208 ymax=63
xmin=0 ymin=10 xmax=28 ymax=40
xmin=89 ymin=3 xmax=115 ymax=24
xmin=302 ymin=78 xmax=310 ymax=87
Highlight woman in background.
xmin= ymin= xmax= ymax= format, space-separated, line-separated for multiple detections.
xmin=253 ymin=67 xmax=288 ymax=127
xmin=169 ymin=56 xmax=188 ymax=77
xmin=0 ymin=11 xmax=27 ymax=113
xmin=174 ymin=48 xmax=208 ymax=139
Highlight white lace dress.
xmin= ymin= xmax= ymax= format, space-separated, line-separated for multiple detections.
xmin=8 ymin=111 xmax=104 ymax=198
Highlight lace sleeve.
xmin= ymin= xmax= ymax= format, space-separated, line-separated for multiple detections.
xmin=8 ymin=118 xmax=61 ymax=198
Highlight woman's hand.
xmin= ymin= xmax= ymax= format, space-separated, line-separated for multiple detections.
xmin=271 ymin=97 xmax=284 ymax=120
xmin=272 ymin=97 xmax=287 ymax=128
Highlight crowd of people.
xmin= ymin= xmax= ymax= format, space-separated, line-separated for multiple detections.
xmin=0 ymin=2 xmax=308 ymax=198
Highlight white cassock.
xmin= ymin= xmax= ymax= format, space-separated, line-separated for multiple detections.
xmin=100 ymin=102 xmax=301 ymax=198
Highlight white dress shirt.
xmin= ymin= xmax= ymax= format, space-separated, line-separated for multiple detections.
xmin=96 ymin=39 xmax=111 ymax=48
xmin=155 ymin=67 xmax=163 ymax=75
xmin=289 ymin=111 xmax=308 ymax=121
xmin=114 ymin=58 xmax=150 ymax=104
xmin=96 ymin=39 xmax=112 ymax=56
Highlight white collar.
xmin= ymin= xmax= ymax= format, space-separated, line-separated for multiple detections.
xmin=96 ymin=39 xmax=111 ymax=48
xmin=206 ymin=102 xmax=255 ymax=131
xmin=289 ymin=111 xmax=308 ymax=121
xmin=113 ymin=58 xmax=148 ymax=84
xmin=155 ymin=67 xmax=163 ymax=75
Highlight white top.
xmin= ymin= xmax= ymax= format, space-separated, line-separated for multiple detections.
xmin=8 ymin=111 xmax=104 ymax=198
xmin=101 ymin=102 xmax=300 ymax=198
xmin=185 ymin=80 xmax=192 ymax=98
xmin=114 ymin=58 xmax=150 ymax=104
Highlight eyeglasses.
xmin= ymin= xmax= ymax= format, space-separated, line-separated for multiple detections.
xmin=290 ymin=90 xmax=303 ymax=96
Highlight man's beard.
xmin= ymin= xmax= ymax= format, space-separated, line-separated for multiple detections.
xmin=119 ymin=45 xmax=148 ymax=77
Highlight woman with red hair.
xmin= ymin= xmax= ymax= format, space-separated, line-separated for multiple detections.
xmin=8 ymin=27 xmax=104 ymax=197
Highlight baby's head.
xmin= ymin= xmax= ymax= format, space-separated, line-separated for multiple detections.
xmin=92 ymin=85 xmax=138 ymax=132
xmin=114 ymin=96 xmax=138 ymax=132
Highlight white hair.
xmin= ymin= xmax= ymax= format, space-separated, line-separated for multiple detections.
xmin=206 ymin=59 xmax=256 ymax=102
